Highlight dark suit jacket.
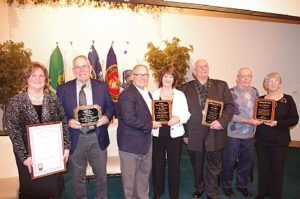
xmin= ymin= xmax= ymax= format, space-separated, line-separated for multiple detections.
xmin=57 ymin=79 xmax=114 ymax=154
xmin=117 ymin=83 xmax=153 ymax=154
xmin=181 ymin=79 xmax=234 ymax=152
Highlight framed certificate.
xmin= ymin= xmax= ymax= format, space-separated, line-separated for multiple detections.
xmin=27 ymin=122 xmax=66 ymax=179
xmin=253 ymin=98 xmax=275 ymax=122
xmin=202 ymin=98 xmax=224 ymax=126
xmin=152 ymin=100 xmax=172 ymax=124
xmin=74 ymin=105 xmax=102 ymax=127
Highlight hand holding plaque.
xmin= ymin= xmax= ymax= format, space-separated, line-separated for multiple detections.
xmin=202 ymin=98 xmax=224 ymax=126
xmin=74 ymin=105 xmax=102 ymax=126
xmin=152 ymin=100 xmax=172 ymax=125
xmin=253 ymin=98 xmax=275 ymax=122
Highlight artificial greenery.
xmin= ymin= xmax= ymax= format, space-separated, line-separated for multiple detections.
xmin=0 ymin=40 xmax=32 ymax=134
xmin=145 ymin=37 xmax=193 ymax=87
xmin=4 ymin=0 xmax=163 ymax=12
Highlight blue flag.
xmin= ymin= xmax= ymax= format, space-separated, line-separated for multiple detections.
xmin=88 ymin=45 xmax=103 ymax=81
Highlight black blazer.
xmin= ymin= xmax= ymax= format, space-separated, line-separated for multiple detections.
xmin=181 ymin=79 xmax=234 ymax=152
xmin=117 ymin=83 xmax=153 ymax=154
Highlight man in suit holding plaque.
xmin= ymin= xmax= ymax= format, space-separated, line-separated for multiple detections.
xmin=117 ymin=64 xmax=161 ymax=199
xmin=57 ymin=55 xmax=114 ymax=199
xmin=181 ymin=59 xmax=234 ymax=199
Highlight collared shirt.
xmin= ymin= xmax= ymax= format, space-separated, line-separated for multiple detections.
xmin=133 ymin=83 xmax=152 ymax=115
xmin=76 ymin=79 xmax=93 ymax=106
xmin=194 ymin=78 xmax=211 ymax=110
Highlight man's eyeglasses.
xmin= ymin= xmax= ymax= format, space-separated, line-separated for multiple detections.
xmin=133 ymin=73 xmax=149 ymax=78
xmin=73 ymin=65 xmax=90 ymax=70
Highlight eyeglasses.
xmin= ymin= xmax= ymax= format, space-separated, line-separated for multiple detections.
xmin=73 ymin=65 xmax=90 ymax=70
xmin=133 ymin=73 xmax=149 ymax=78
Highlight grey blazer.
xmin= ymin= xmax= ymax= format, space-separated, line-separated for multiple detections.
xmin=181 ymin=79 xmax=234 ymax=152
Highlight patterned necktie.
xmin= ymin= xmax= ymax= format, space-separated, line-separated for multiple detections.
xmin=79 ymin=84 xmax=89 ymax=133
xmin=79 ymin=84 xmax=87 ymax=106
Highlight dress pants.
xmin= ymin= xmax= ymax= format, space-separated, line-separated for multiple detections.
xmin=189 ymin=150 xmax=223 ymax=199
xmin=221 ymin=137 xmax=254 ymax=188
xmin=152 ymin=135 xmax=182 ymax=199
xmin=70 ymin=132 xmax=107 ymax=199
xmin=256 ymin=142 xmax=288 ymax=199
xmin=119 ymin=143 xmax=152 ymax=199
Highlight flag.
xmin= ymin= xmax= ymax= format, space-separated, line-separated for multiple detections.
xmin=88 ymin=44 xmax=103 ymax=81
xmin=49 ymin=45 xmax=64 ymax=91
xmin=64 ymin=42 xmax=78 ymax=81
xmin=105 ymin=46 xmax=120 ymax=103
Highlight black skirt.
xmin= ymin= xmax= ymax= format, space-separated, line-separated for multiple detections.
xmin=15 ymin=153 xmax=65 ymax=199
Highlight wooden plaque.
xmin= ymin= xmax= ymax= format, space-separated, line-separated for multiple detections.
xmin=73 ymin=105 xmax=102 ymax=126
xmin=152 ymin=100 xmax=172 ymax=124
xmin=202 ymin=98 xmax=224 ymax=126
xmin=253 ymin=98 xmax=275 ymax=122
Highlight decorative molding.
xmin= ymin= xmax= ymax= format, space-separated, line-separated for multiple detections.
xmin=108 ymin=0 xmax=300 ymax=22
xmin=3 ymin=0 xmax=300 ymax=22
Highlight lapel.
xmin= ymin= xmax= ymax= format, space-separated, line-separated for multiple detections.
xmin=90 ymin=79 xmax=99 ymax=104
xmin=65 ymin=79 xmax=78 ymax=117
xmin=69 ymin=80 xmax=78 ymax=112
xmin=190 ymin=80 xmax=201 ymax=108
xmin=207 ymin=79 xmax=216 ymax=99
xmin=130 ymin=83 xmax=152 ymax=116
xmin=40 ymin=93 xmax=51 ymax=122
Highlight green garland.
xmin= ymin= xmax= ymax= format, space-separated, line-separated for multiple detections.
xmin=3 ymin=0 xmax=164 ymax=12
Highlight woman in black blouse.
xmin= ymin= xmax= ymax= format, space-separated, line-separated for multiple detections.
xmin=255 ymin=72 xmax=299 ymax=199
xmin=6 ymin=62 xmax=70 ymax=199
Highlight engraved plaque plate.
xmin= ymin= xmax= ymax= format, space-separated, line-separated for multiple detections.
xmin=202 ymin=99 xmax=224 ymax=126
xmin=152 ymin=100 xmax=172 ymax=124
xmin=74 ymin=105 xmax=102 ymax=126
xmin=253 ymin=98 xmax=275 ymax=122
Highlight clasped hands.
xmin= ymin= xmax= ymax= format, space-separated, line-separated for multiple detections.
xmin=242 ymin=118 xmax=277 ymax=127
xmin=152 ymin=116 xmax=180 ymax=129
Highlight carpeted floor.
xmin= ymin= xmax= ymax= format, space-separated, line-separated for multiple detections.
xmin=61 ymin=146 xmax=300 ymax=199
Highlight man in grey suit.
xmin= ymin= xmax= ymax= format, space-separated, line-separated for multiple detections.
xmin=117 ymin=64 xmax=161 ymax=199
xmin=181 ymin=59 xmax=234 ymax=199
xmin=57 ymin=55 xmax=114 ymax=199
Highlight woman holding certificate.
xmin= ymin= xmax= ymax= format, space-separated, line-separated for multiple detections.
xmin=6 ymin=62 xmax=70 ymax=199
xmin=151 ymin=65 xmax=191 ymax=199
xmin=255 ymin=72 xmax=299 ymax=199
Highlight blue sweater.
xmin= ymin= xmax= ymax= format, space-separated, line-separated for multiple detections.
xmin=227 ymin=86 xmax=259 ymax=139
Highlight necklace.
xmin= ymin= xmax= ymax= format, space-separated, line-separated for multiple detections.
xmin=28 ymin=93 xmax=44 ymax=102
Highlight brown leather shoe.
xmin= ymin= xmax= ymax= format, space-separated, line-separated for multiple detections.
xmin=237 ymin=187 xmax=252 ymax=197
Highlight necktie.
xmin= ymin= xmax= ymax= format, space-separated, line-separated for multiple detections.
xmin=79 ymin=84 xmax=89 ymax=133
xmin=79 ymin=84 xmax=87 ymax=106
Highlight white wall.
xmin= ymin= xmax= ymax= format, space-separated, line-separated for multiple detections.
xmin=1 ymin=3 xmax=300 ymax=140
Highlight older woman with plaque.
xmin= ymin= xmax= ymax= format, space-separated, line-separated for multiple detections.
xmin=151 ymin=65 xmax=191 ymax=199
xmin=255 ymin=72 xmax=299 ymax=199
xmin=6 ymin=62 xmax=70 ymax=199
